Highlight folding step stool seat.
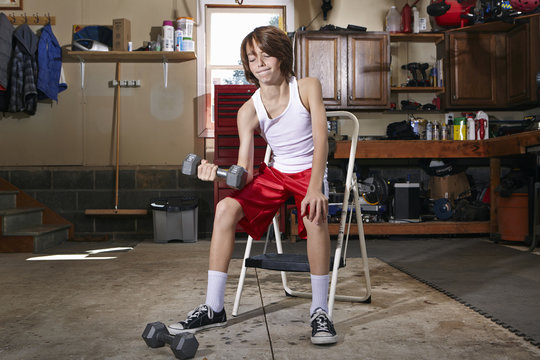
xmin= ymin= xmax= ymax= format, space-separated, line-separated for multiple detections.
xmin=232 ymin=111 xmax=372 ymax=319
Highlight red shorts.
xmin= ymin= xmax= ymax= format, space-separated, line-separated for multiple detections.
xmin=228 ymin=163 xmax=311 ymax=240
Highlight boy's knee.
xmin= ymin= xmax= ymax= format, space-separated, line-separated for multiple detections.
xmin=215 ymin=198 xmax=242 ymax=224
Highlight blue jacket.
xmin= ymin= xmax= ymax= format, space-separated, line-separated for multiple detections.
xmin=37 ymin=24 xmax=66 ymax=102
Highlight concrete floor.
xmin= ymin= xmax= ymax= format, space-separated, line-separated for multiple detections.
xmin=1 ymin=238 xmax=540 ymax=360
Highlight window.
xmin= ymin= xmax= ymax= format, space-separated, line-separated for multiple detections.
xmin=196 ymin=0 xmax=294 ymax=137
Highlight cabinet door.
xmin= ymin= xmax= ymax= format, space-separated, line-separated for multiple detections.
xmin=506 ymin=23 xmax=530 ymax=105
xmin=447 ymin=32 xmax=504 ymax=107
xmin=296 ymin=33 xmax=345 ymax=107
xmin=347 ymin=33 xmax=390 ymax=108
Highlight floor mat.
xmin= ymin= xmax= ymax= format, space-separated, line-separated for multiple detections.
xmin=368 ymin=238 xmax=540 ymax=347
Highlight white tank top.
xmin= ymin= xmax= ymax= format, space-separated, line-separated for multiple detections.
xmin=252 ymin=77 xmax=314 ymax=173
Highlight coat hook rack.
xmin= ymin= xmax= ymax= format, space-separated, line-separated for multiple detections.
xmin=3 ymin=12 xmax=56 ymax=25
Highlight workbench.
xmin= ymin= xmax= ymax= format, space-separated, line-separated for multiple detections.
xmin=327 ymin=130 xmax=540 ymax=237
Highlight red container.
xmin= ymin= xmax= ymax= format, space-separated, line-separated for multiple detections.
xmin=496 ymin=193 xmax=529 ymax=242
xmin=401 ymin=3 xmax=412 ymax=33
xmin=435 ymin=0 xmax=474 ymax=27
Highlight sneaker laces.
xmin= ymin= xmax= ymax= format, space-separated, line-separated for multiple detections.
xmin=314 ymin=314 xmax=330 ymax=332
xmin=186 ymin=304 xmax=213 ymax=322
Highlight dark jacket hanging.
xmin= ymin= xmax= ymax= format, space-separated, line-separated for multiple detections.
xmin=9 ymin=24 xmax=39 ymax=115
xmin=0 ymin=13 xmax=14 ymax=111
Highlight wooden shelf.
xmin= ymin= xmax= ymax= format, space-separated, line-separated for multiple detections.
xmin=63 ymin=50 xmax=196 ymax=63
xmin=329 ymin=221 xmax=490 ymax=235
xmin=390 ymin=33 xmax=445 ymax=43
xmin=335 ymin=139 xmax=488 ymax=159
xmin=391 ymin=86 xmax=445 ymax=93
xmin=334 ymin=130 xmax=540 ymax=159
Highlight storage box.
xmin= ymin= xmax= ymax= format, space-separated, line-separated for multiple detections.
xmin=428 ymin=172 xmax=470 ymax=205
xmin=112 ymin=18 xmax=131 ymax=51
xmin=394 ymin=183 xmax=420 ymax=221
xmin=150 ymin=197 xmax=198 ymax=243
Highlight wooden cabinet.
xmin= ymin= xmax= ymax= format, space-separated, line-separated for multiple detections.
xmin=295 ymin=31 xmax=390 ymax=109
xmin=446 ymin=31 xmax=505 ymax=107
xmin=444 ymin=13 xmax=540 ymax=109
xmin=506 ymin=23 xmax=531 ymax=104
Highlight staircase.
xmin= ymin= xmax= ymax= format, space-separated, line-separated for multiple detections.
xmin=0 ymin=178 xmax=73 ymax=253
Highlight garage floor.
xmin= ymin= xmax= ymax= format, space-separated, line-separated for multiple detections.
xmin=1 ymin=238 xmax=539 ymax=360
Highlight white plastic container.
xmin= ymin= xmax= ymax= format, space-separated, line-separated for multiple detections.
xmin=177 ymin=17 xmax=194 ymax=40
xmin=174 ymin=29 xmax=183 ymax=51
xmin=385 ymin=6 xmax=401 ymax=33
xmin=162 ymin=20 xmax=174 ymax=51
xmin=412 ymin=6 xmax=420 ymax=33
xmin=467 ymin=116 xmax=476 ymax=140
xmin=181 ymin=40 xmax=195 ymax=52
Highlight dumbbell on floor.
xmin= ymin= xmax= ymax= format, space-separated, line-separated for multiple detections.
xmin=182 ymin=153 xmax=247 ymax=189
xmin=141 ymin=321 xmax=198 ymax=360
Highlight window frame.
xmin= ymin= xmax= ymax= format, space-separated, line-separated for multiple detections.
xmin=196 ymin=0 xmax=295 ymax=137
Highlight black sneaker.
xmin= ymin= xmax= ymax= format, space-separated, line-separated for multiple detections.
xmin=310 ymin=308 xmax=337 ymax=345
xmin=168 ymin=304 xmax=227 ymax=335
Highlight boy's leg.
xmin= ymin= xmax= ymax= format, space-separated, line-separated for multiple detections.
xmin=304 ymin=219 xmax=337 ymax=345
xmin=168 ymin=197 xmax=244 ymax=335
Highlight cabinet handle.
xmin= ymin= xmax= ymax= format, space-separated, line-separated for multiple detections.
xmin=337 ymin=90 xmax=341 ymax=101
xmin=349 ymin=95 xmax=353 ymax=101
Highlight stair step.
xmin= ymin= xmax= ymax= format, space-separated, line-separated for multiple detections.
xmin=2 ymin=224 xmax=70 ymax=253
xmin=0 ymin=208 xmax=43 ymax=234
xmin=0 ymin=191 xmax=18 ymax=210
xmin=245 ymin=253 xmax=345 ymax=272
xmin=4 ymin=223 xmax=71 ymax=236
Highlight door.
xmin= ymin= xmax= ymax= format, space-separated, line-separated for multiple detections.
xmin=447 ymin=32 xmax=504 ymax=107
xmin=296 ymin=32 xmax=345 ymax=107
xmin=347 ymin=32 xmax=390 ymax=108
xmin=506 ymin=23 xmax=531 ymax=105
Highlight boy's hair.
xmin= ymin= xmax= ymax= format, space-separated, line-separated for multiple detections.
xmin=240 ymin=26 xmax=294 ymax=87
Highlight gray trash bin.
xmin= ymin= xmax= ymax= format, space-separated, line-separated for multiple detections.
xmin=150 ymin=197 xmax=198 ymax=243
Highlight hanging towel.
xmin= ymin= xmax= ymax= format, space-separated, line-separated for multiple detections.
xmin=37 ymin=24 xmax=67 ymax=102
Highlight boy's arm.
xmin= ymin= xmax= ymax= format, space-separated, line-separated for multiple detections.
xmin=299 ymin=77 xmax=329 ymax=224
xmin=236 ymin=99 xmax=259 ymax=185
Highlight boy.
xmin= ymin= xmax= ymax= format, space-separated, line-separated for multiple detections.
xmin=169 ymin=25 xmax=336 ymax=345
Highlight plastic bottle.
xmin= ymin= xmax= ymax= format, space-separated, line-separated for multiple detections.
xmin=162 ymin=20 xmax=174 ymax=51
xmin=412 ymin=6 xmax=420 ymax=33
xmin=385 ymin=6 xmax=401 ymax=33
xmin=176 ymin=17 xmax=195 ymax=51
xmin=467 ymin=114 xmax=476 ymax=140
xmin=174 ymin=29 xmax=183 ymax=51
xmin=426 ymin=121 xmax=433 ymax=140
xmin=401 ymin=3 xmax=412 ymax=33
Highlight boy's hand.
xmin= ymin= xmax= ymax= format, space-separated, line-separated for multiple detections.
xmin=197 ymin=160 xmax=219 ymax=182
xmin=301 ymin=189 xmax=328 ymax=225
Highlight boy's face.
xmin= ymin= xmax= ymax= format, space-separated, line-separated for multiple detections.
xmin=246 ymin=40 xmax=282 ymax=85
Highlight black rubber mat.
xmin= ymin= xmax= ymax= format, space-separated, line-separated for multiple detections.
xmin=367 ymin=238 xmax=540 ymax=348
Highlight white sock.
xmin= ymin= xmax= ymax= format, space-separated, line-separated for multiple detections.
xmin=205 ymin=270 xmax=228 ymax=313
xmin=310 ymin=274 xmax=329 ymax=315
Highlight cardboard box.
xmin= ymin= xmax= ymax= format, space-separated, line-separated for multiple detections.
xmin=429 ymin=172 xmax=470 ymax=205
xmin=113 ymin=18 xmax=131 ymax=51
